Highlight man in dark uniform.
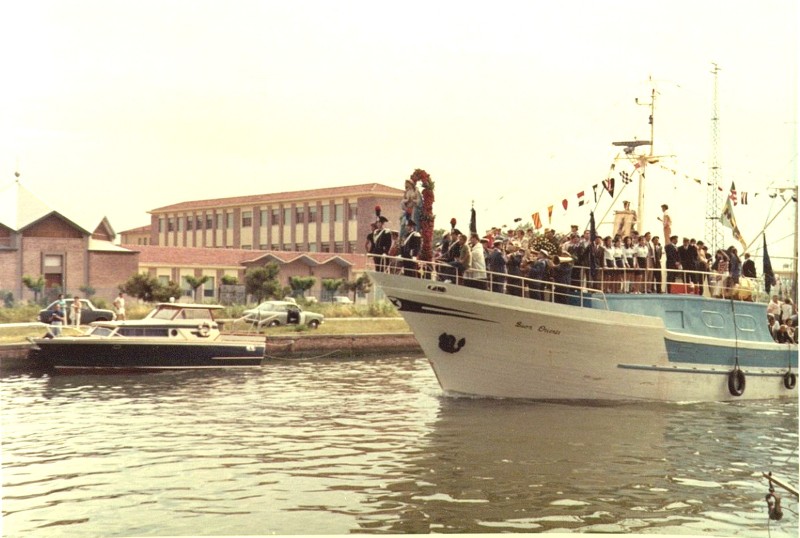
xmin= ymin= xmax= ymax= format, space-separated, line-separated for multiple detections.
xmin=665 ymin=235 xmax=682 ymax=291
xmin=742 ymin=252 xmax=757 ymax=279
xmin=400 ymin=219 xmax=421 ymax=277
xmin=651 ymin=235 xmax=663 ymax=293
xmin=370 ymin=216 xmax=392 ymax=272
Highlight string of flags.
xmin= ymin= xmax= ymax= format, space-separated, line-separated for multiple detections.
xmin=525 ymin=155 xmax=795 ymax=230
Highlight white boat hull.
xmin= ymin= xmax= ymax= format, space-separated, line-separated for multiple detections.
xmin=369 ymin=271 xmax=798 ymax=402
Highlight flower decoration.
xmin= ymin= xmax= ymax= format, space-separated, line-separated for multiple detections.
xmin=407 ymin=169 xmax=435 ymax=261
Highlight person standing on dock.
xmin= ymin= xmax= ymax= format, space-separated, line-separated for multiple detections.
xmin=70 ymin=296 xmax=82 ymax=327
xmin=113 ymin=292 xmax=127 ymax=321
xmin=657 ymin=204 xmax=671 ymax=239
xmin=49 ymin=303 xmax=65 ymax=337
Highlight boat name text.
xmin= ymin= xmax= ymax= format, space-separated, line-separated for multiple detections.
xmin=515 ymin=322 xmax=561 ymax=335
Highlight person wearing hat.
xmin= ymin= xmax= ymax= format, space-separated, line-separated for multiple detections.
xmin=400 ymin=219 xmax=422 ymax=277
xmin=664 ymin=235 xmax=682 ymax=291
xmin=370 ymin=215 xmax=393 ymax=272
xmin=526 ymin=248 xmax=552 ymax=301
xmin=486 ymin=239 xmax=507 ymax=293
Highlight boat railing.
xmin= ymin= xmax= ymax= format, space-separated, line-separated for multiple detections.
xmin=367 ymin=254 xmax=773 ymax=307
xmin=368 ymin=254 xmax=611 ymax=309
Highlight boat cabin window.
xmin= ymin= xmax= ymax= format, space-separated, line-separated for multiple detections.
xmin=734 ymin=314 xmax=757 ymax=333
xmin=117 ymin=327 xmax=172 ymax=337
xmin=87 ymin=326 xmax=116 ymax=337
xmin=182 ymin=308 xmax=215 ymax=320
xmin=151 ymin=306 xmax=182 ymax=320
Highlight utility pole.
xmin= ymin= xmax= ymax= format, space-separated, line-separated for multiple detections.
xmin=706 ymin=64 xmax=723 ymax=253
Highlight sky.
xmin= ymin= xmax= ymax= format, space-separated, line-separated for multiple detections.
xmin=1 ymin=0 xmax=797 ymax=264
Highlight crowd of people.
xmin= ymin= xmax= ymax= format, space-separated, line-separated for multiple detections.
xmin=366 ymin=213 xmax=797 ymax=343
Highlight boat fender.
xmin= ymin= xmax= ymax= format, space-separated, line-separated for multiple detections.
xmin=783 ymin=372 xmax=796 ymax=390
xmin=198 ymin=322 xmax=211 ymax=338
xmin=727 ymin=368 xmax=745 ymax=397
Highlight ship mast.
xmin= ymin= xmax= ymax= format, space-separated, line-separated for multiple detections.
xmin=705 ymin=63 xmax=724 ymax=253
xmin=634 ymin=86 xmax=656 ymax=233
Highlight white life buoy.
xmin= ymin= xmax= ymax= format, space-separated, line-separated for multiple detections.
xmin=198 ymin=322 xmax=211 ymax=337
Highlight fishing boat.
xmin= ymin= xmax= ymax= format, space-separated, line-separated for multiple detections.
xmin=29 ymin=303 xmax=265 ymax=373
xmin=368 ymin=91 xmax=797 ymax=402
xmin=369 ymin=266 xmax=796 ymax=401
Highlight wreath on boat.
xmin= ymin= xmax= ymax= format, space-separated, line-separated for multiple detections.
xmin=408 ymin=169 xmax=435 ymax=261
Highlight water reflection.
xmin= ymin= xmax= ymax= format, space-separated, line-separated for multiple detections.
xmin=1 ymin=360 xmax=797 ymax=537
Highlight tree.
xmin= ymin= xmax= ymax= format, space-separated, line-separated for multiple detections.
xmin=79 ymin=285 xmax=96 ymax=298
xmin=120 ymin=273 xmax=181 ymax=302
xmin=121 ymin=273 xmax=159 ymax=301
xmin=221 ymin=275 xmax=239 ymax=285
xmin=288 ymin=276 xmax=316 ymax=299
xmin=245 ymin=263 xmax=282 ymax=303
xmin=339 ymin=274 xmax=372 ymax=301
xmin=321 ymin=278 xmax=344 ymax=302
xmin=184 ymin=275 xmax=211 ymax=302
xmin=22 ymin=275 xmax=45 ymax=304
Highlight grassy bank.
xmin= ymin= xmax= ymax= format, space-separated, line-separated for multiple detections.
xmin=0 ymin=302 xmax=408 ymax=343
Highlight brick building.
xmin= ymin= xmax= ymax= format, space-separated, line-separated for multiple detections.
xmin=0 ymin=180 xmax=139 ymax=303
xmin=143 ymin=183 xmax=405 ymax=253
xmin=132 ymin=245 xmax=369 ymax=301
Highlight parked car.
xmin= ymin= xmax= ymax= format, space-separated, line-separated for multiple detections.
xmin=38 ymin=298 xmax=116 ymax=324
xmin=332 ymin=296 xmax=353 ymax=304
xmin=242 ymin=301 xmax=324 ymax=328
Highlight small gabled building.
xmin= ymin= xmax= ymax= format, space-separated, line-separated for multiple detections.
xmin=0 ymin=179 xmax=138 ymax=303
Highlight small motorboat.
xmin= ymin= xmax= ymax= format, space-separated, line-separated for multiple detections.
xmin=30 ymin=302 xmax=265 ymax=373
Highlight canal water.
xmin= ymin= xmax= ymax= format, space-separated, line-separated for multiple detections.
xmin=1 ymin=357 xmax=797 ymax=537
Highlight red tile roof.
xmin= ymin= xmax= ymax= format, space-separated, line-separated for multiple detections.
xmin=128 ymin=245 xmax=370 ymax=271
xmin=149 ymin=183 xmax=404 ymax=213
xmin=119 ymin=224 xmax=152 ymax=235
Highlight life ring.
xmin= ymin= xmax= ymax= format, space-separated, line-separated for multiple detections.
xmin=728 ymin=368 xmax=746 ymax=397
xmin=197 ymin=322 xmax=211 ymax=338
xmin=783 ymin=372 xmax=796 ymax=390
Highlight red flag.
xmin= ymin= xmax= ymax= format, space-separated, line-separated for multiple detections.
xmin=577 ymin=190 xmax=585 ymax=206
xmin=562 ymin=199 xmax=568 ymax=210
xmin=729 ymin=182 xmax=738 ymax=205
xmin=531 ymin=212 xmax=542 ymax=230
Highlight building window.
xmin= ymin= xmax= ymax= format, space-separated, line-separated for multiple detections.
xmin=321 ymin=205 xmax=330 ymax=223
xmin=167 ymin=218 xmax=174 ymax=232
xmin=283 ymin=208 xmax=292 ymax=226
xmin=259 ymin=243 xmax=269 ymax=250
xmin=320 ymin=242 xmax=330 ymax=253
xmin=334 ymin=241 xmax=344 ymax=253
xmin=204 ymin=277 xmax=215 ymax=298
xmin=282 ymin=243 xmax=292 ymax=251
xmin=158 ymin=218 xmax=164 ymax=232
xmin=308 ymin=243 xmax=318 ymax=252
xmin=205 ymin=214 xmax=213 ymax=229
xmin=295 ymin=207 xmax=305 ymax=224
xmin=241 ymin=244 xmax=252 ymax=250
xmin=180 ymin=276 xmax=192 ymax=296
xmin=334 ymin=204 xmax=343 ymax=222
xmin=271 ymin=208 xmax=280 ymax=225
xmin=216 ymin=214 xmax=224 ymax=229
xmin=348 ymin=241 xmax=356 ymax=253
xmin=226 ymin=213 xmax=234 ymax=228
xmin=186 ymin=216 xmax=193 ymax=231
xmin=260 ymin=210 xmax=268 ymax=226
xmin=158 ymin=275 xmax=170 ymax=286
xmin=271 ymin=243 xmax=280 ymax=250
xmin=196 ymin=216 xmax=203 ymax=230
xmin=348 ymin=202 xmax=358 ymax=221
xmin=295 ymin=242 xmax=304 ymax=251
xmin=242 ymin=211 xmax=252 ymax=228
xmin=308 ymin=206 xmax=317 ymax=223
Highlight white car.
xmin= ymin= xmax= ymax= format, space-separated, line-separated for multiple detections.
xmin=332 ymin=296 xmax=353 ymax=304
xmin=242 ymin=301 xmax=324 ymax=328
